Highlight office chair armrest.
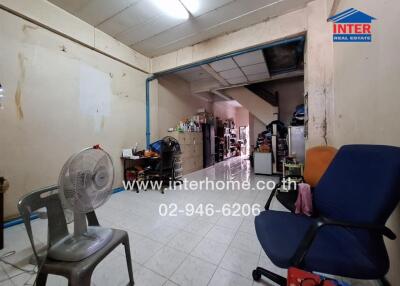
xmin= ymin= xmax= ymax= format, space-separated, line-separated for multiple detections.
xmin=291 ymin=217 xmax=397 ymax=266
xmin=319 ymin=217 xmax=396 ymax=240
xmin=265 ymin=182 xmax=282 ymax=210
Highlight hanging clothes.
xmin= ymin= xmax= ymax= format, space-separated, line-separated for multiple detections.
xmin=295 ymin=183 xmax=313 ymax=216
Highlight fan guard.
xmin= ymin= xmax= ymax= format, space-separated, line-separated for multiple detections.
xmin=48 ymin=147 xmax=115 ymax=262
xmin=59 ymin=148 xmax=114 ymax=213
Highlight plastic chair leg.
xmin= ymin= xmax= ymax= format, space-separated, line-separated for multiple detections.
xmin=68 ymin=273 xmax=91 ymax=286
xmin=36 ymin=272 xmax=48 ymax=286
xmin=123 ymin=236 xmax=135 ymax=286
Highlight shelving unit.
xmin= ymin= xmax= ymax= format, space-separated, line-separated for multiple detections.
xmin=170 ymin=131 xmax=203 ymax=174
xmin=223 ymin=119 xmax=237 ymax=159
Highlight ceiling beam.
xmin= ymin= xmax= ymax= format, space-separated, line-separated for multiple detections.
xmin=212 ymin=70 xmax=304 ymax=93
xmin=211 ymin=90 xmax=232 ymax=101
xmin=200 ymin=64 xmax=230 ymax=86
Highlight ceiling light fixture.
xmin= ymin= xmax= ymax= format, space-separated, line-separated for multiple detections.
xmin=150 ymin=0 xmax=189 ymax=20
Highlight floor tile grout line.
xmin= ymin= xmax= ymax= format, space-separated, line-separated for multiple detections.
xmin=206 ymin=219 xmax=243 ymax=286
xmin=253 ymin=244 xmax=263 ymax=286
xmin=0 ymin=157 xmax=275 ymax=285
xmin=167 ymin=213 xmax=220 ymax=283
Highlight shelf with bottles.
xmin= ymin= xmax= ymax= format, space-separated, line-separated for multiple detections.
xmin=172 ymin=109 xmax=214 ymax=133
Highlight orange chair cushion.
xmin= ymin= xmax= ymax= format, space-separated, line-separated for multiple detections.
xmin=303 ymin=146 xmax=337 ymax=188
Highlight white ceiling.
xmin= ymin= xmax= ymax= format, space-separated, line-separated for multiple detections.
xmin=173 ymin=49 xmax=270 ymax=101
xmin=175 ymin=50 xmax=271 ymax=86
xmin=208 ymin=50 xmax=269 ymax=85
xmin=173 ymin=46 xmax=304 ymax=102
xmin=48 ymin=0 xmax=312 ymax=57
xmin=175 ymin=66 xmax=214 ymax=82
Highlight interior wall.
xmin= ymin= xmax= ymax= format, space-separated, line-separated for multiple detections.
xmin=235 ymin=107 xmax=250 ymax=132
xmin=267 ymin=77 xmax=304 ymax=126
xmin=224 ymin=87 xmax=278 ymax=126
xmin=0 ymin=9 xmax=149 ymax=218
xmin=304 ymin=0 xmax=334 ymax=147
xmin=330 ymin=0 xmax=400 ymax=283
xmin=0 ymin=0 xmax=150 ymax=72
xmin=213 ymin=101 xmax=237 ymax=121
xmin=213 ymin=102 xmax=250 ymax=151
xmin=157 ymin=75 xmax=211 ymax=138
xmin=249 ymin=114 xmax=266 ymax=149
xmin=213 ymin=103 xmax=250 ymax=135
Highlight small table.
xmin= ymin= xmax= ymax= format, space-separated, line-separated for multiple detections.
xmin=121 ymin=157 xmax=160 ymax=183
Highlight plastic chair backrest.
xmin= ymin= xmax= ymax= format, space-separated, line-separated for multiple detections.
xmin=17 ymin=186 xmax=69 ymax=264
xmin=303 ymin=146 xmax=337 ymax=188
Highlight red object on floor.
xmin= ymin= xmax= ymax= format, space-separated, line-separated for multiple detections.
xmin=287 ymin=268 xmax=337 ymax=286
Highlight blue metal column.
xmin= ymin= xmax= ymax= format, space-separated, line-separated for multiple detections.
xmin=146 ymin=76 xmax=155 ymax=148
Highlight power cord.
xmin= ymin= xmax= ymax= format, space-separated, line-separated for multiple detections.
xmin=0 ymin=250 xmax=38 ymax=285
xmin=0 ymin=251 xmax=37 ymax=274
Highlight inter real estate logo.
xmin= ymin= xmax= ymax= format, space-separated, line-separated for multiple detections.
xmin=328 ymin=8 xmax=376 ymax=42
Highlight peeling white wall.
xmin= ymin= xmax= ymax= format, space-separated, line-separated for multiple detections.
xmin=330 ymin=1 xmax=400 ymax=283
xmin=304 ymin=0 xmax=334 ymax=146
xmin=0 ymin=0 xmax=150 ymax=73
xmin=0 ymin=9 xmax=150 ymax=218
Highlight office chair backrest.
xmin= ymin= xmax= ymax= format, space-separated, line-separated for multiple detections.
xmin=303 ymin=146 xmax=337 ymax=188
xmin=159 ymin=136 xmax=180 ymax=172
xmin=160 ymin=151 xmax=175 ymax=170
xmin=314 ymin=145 xmax=400 ymax=225
xmin=18 ymin=186 xmax=69 ymax=264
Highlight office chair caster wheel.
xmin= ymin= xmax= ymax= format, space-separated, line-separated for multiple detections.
xmin=252 ymin=269 xmax=261 ymax=281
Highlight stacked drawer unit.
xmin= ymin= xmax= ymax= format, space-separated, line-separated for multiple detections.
xmin=171 ymin=132 xmax=203 ymax=175
xmin=173 ymin=154 xmax=183 ymax=181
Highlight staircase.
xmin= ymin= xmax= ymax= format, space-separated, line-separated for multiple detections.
xmin=224 ymin=87 xmax=278 ymax=125
xmin=246 ymin=82 xmax=279 ymax=107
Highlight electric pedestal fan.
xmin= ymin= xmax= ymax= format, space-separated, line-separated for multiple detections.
xmin=48 ymin=146 xmax=114 ymax=262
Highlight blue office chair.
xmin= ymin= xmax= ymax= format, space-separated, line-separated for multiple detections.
xmin=253 ymin=145 xmax=400 ymax=285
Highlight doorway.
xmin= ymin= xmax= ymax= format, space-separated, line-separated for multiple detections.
xmin=155 ymin=36 xmax=305 ymax=176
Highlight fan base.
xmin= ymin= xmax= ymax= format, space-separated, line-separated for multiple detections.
xmin=48 ymin=227 xmax=113 ymax=262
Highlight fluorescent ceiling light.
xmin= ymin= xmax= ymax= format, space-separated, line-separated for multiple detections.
xmin=150 ymin=0 xmax=189 ymax=19
xmin=180 ymin=0 xmax=199 ymax=14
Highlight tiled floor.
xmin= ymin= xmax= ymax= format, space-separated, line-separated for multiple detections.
xmin=0 ymin=157 xmax=379 ymax=286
